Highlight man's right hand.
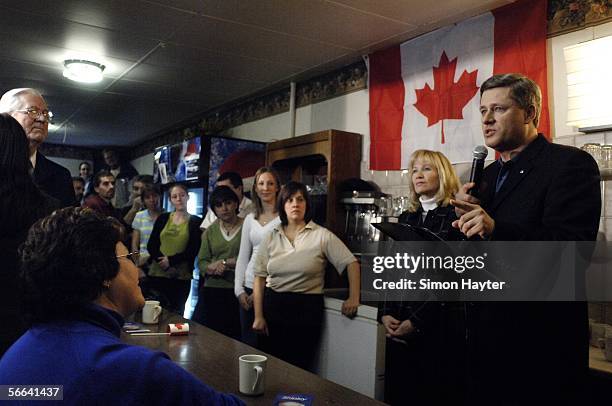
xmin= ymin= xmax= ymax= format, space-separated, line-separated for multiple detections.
xmin=453 ymin=182 xmax=481 ymax=217
xmin=132 ymin=196 xmax=143 ymax=211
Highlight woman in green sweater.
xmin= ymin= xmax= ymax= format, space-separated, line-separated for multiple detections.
xmin=192 ymin=186 xmax=243 ymax=339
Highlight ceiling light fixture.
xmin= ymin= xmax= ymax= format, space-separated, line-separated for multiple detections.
xmin=62 ymin=59 xmax=105 ymax=83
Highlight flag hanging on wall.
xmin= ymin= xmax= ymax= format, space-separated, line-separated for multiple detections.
xmin=368 ymin=0 xmax=549 ymax=170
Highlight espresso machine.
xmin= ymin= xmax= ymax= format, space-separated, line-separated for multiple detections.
xmin=340 ymin=191 xmax=396 ymax=254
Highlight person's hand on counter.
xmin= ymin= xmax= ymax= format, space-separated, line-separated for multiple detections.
xmin=252 ymin=317 xmax=268 ymax=336
xmin=342 ymin=261 xmax=360 ymax=318
xmin=341 ymin=296 xmax=359 ymax=318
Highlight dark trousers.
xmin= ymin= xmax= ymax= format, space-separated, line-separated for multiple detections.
xmin=192 ymin=287 xmax=240 ymax=340
xmin=261 ymin=289 xmax=323 ymax=372
xmin=145 ymin=277 xmax=191 ymax=314
xmin=239 ymin=287 xmax=259 ymax=348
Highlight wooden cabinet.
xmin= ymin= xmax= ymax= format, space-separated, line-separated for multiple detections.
xmin=266 ymin=129 xmax=361 ymax=240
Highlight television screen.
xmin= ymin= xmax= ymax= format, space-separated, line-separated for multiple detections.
xmin=154 ymin=137 xmax=201 ymax=184
xmin=162 ymin=186 xmax=205 ymax=217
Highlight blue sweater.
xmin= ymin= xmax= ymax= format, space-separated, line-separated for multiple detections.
xmin=0 ymin=304 xmax=244 ymax=405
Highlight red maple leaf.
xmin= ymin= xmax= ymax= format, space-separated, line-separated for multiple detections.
xmin=413 ymin=51 xmax=479 ymax=144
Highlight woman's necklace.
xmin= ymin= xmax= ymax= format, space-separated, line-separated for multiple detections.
xmin=221 ymin=220 xmax=238 ymax=236
xmin=258 ymin=212 xmax=275 ymax=226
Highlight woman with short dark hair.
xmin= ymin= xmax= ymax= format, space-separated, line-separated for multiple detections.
xmin=0 ymin=208 xmax=243 ymax=405
xmin=0 ymin=113 xmax=58 ymax=355
xmin=192 ymin=186 xmax=243 ymax=338
xmin=252 ymin=181 xmax=360 ymax=371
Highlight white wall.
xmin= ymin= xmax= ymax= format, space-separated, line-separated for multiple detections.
xmin=226 ymin=90 xmax=371 ymax=162
xmin=131 ymin=153 xmax=155 ymax=176
xmin=47 ymin=157 xmax=91 ymax=178
xmin=120 ymin=23 xmax=612 ymax=239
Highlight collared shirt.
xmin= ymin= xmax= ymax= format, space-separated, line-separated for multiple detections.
xmin=200 ymin=196 xmax=253 ymax=230
xmin=495 ymin=158 xmax=515 ymax=194
xmin=253 ymin=221 xmax=356 ymax=294
xmin=29 ymin=149 xmax=38 ymax=169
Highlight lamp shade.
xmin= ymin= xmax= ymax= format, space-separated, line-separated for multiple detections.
xmin=564 ymin=35 xmax=612 ymax=131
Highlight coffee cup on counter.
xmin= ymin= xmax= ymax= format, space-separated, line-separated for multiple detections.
xmin=239 ymin=354 xmax=267 ymax=396
xmin=142 ymin=300 xmax=162 ymax=324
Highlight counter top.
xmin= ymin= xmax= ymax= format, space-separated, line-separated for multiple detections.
xmin=323 ymin=288 xmax=379 ymax=319
xmin=123 ymin=311 xmax=384 ymax=405
xmin=324 ymin=296 xmax=379 ymax=320
xmin=590 ymin=346 xmax=612 ymax=376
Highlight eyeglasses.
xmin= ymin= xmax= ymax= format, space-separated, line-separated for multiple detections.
xmin=116 ymin=251 xmax=139 ymax=264
xmin=14 ymin=107 xmax=54 ymax=122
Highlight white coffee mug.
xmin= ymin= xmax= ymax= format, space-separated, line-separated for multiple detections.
xmin=239 ymin=354 xmax=267 ymax=395
xmin=142 ymin=300 xmax=162 ymax=324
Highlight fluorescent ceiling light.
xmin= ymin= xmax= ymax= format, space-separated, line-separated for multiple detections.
xmin=62 ymin=59 xmax=105 ymax=83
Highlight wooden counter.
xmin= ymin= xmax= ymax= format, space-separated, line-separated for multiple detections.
xmin=122 ymin=311 xmax=384 ymax=405
xmin=590 ymin=345 xmax=612 ymax=376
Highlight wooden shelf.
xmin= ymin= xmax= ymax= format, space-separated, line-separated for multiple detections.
xmin=266 ymin=129 xmax=362 ymax=239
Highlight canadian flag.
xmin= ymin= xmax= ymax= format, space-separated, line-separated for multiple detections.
xmin=369 ymin=0 xmax=549 ymax=170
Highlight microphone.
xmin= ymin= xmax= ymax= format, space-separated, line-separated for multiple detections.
xmin=468 ymin=145 xmax=488 ymax=198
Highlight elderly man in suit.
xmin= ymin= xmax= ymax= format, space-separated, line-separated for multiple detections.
xmin=450 ymin=74 xmax=601 ymax=405
xmin=0 ymin=88 xmax=75 ymax=207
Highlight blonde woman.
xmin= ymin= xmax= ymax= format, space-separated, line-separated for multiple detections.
xmin=398 ymin=149 xmax=462 ymax=239
xmin=380 ymin=149 xmax=463 ymax=405
xmin=234 ymin=167 xmax=281 ymax=347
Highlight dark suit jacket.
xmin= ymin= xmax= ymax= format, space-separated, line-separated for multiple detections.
xmin=480 ymin=134 xmax=601 ymax=241
xmin=468 ymin=134 xmax=601 ymax=405
xmin=33 ymin=152 xmax=76 ymax=208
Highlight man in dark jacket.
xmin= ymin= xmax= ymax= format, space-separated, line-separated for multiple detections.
xmin=452 ymin=74 xmax=601 ymax=405
xmin=0 ymin=88 xmax=75 ymax=207
xmin=83 ymin=170 xmax=124 ymax=224
xmin=102 ymin=148 xmax=138 ymax=209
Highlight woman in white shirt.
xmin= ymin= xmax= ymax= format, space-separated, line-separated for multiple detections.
xmin=252 ymin=181 xmax=360 ymax=371
xmin=234 ymin=167 xmax=281 ymax=347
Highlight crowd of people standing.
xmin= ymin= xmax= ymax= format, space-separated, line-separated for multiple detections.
xmin=0 ymin=87 xmax=362 ymax=374
xmin=0 ymin=72 xmax=603 ymax=405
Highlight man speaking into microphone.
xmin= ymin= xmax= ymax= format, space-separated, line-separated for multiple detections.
xmin=450 ymin=74 xmax=601 ymax=404
xmin=452 ymin=73 xmax=600 ymax=241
